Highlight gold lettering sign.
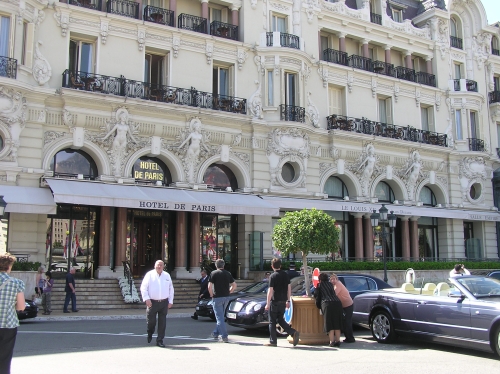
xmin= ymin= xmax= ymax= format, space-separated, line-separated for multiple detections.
xmin=134 ymin=160 xmax=163 ymax=181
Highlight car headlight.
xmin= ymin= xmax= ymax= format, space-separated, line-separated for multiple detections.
xmin=244 ymin=302 xmax=262 ymax=313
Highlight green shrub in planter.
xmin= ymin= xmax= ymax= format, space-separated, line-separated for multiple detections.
xmin=11 ymin=261 xmax=42 ymax=271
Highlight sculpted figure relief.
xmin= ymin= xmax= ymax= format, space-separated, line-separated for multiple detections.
xmin=354 ymin=144 xmax=378 ymax=197
xmin=403 ymin=151 xmax=424 ymax=200
xmin=178 ymin=118 xmax=209 ymax=183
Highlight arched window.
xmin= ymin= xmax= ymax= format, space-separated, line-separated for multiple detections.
xmin=375 ymin=181 xmax=395 ymax=203
xmin=324 ymin=176 xmax=348 ymax=199
xmin=132 ymin=156 xmax=172 ymax=186
xmin=0 ymin=135 xmax=3 ymax=151
xmin=450 ymin=17 xmax=458 ymax=37
xmin=419 ymin=186 xmax=437 ymax=207
xmin=49 ymin=149 xmax=98 ymax=179
xmin=492 ymin=36 xmax=499 ymax=56
xmin=203 ymin=164 xmax=238 ymax=191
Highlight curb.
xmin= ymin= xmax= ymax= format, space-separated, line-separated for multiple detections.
xmin=29 ymin=312 xmax=192 ymax=322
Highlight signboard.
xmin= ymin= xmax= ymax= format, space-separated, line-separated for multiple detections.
xmin=133 ymin=160 xmax=164 ymax=182
xmin=284 ymin=298 xmax=293 ymax=324
xmin=312 ymin=267 xmax=320 ymax=288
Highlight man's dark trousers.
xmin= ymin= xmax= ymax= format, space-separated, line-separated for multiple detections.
xmin=63 ymin=292 xmax=77 ymax=312
xmin=343 ymin=304 xmax=355 ymax=341
xmin=269 ymin=301 xmax=295 ymax=345
xmin=147 ymin=299 xmax=169 ymax=343
xmin=0 ymin=327 xmax=17 ymax=374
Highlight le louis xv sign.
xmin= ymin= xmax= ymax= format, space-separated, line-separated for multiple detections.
xmin=138 ymin=201 xmax=216 ymax=212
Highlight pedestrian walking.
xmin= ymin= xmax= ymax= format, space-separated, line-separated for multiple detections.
xmin=330 ymin=273 xmax=355 ymax=343
xmin=0 ymin=253 xmax=26 ymax=374
xmin=35 ymin=266 xmax=44 ymax=297
xmin=63 ymin=267 xmax=78 ymax=313
xmin=42 ymin=271 xmax=54 ymax=315
xmin=314 ymin=272 xmax=343 ymax=347
xmin=140 ymin=260 xmax=174 ymax=348
xmin=286 ymin=262 xmax=300 ymax=280
xmin=208 ymin=259 xmax=237 ymax=343
xmin=191 ymin=269 xmax=210 ymax=320
xmin=264 ymin=258 xmax=300 ymax=347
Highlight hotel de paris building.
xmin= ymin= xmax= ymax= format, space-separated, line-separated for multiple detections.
xmin=1 ymin=0 xmax=500 ymax=279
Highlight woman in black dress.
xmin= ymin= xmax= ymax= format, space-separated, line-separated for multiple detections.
xmin=313 ymin=272 xmax=343 ymax=347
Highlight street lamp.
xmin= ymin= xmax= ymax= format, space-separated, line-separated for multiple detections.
xmin=370 ymin=204 xmax=397 ymax=283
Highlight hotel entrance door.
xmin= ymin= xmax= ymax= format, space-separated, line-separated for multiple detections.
xmin=132 ymin=218 xmax=162 ymax=277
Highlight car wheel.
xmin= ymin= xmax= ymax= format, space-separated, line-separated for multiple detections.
xmin=494 ymin=325 xmax=500 ymax=357
xmin=276 ymin=325 xmax=288 ymax=337
xmin=371 ymin=310 xmax=395 ymax=344
xmin=210 ymin=314 xmax=216 ymax=321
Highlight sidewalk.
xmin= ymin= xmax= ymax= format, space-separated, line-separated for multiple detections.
xmin=30 ymin=307 xmax=193 ymax=322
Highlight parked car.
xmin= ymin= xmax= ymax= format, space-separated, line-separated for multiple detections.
xmin=471 ymin=270 xmax=500 ymax=281
xmin=17 ymin=299 xmax=39 ymax=320
xmin=352 ymin=275 xmax=500 ymax=357
xmin=225 ymin=274 xmax=391 ymax=334
xmin=194 ymin=281 xmax=269 ymax=320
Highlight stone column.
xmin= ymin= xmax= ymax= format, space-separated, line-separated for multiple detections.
xmin=172 ymin=211 xmax=190 ymax=278
xmin=201 ymin=0 xmax=209 ymax=22
xmin=338 ymin=32 xmax=346 ymax=52
xmin=384 ymin=45 xmax=391 ymax=64
xmin=353 ymin=213 xmax=364 ymax=260
xmin=409 ymin=217 xmax=420 ymax=260
xmin=362 ymin=39 xmax=370 ymax=58
xmin=189 ymin=212 xmax=201 ymax=272
xmin=96 ymin=206 xmax=112 ymax=278
xmin=426 ymin=56 xmax=433 ymax=74
xmin=114 ymin=207 xmax=127 ymax=273
xmin=169 ymin=0 xmax=177 ymax=27
xmin=400 ymin=216 xmax=410 ymax=260
xmin=231 ymin=3 xmax=240 ymax=26
xmin=405 ymin=51 xmax=413 ymax=69
xmin=363 ymin=214 xmax=374 ymax=260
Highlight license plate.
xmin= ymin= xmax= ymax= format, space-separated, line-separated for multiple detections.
xmin=196 ymin=307 xmax=200 ymax=311
xmin=227 ymin=312 xmax=236 ymax=319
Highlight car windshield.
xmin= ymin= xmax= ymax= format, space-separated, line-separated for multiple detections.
xmin=455 ymin=276 xmax=500 ymax=298
xmin=405 ymin=277 xmax=458 ymax=296
xmin=239 ymin=281 xmax=267 ymax=293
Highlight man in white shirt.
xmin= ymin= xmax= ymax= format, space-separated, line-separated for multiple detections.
xmin=449 ymin=264 xmax=471 ymax=277
xmin=140 ymin=260 xmax=174 ymax=348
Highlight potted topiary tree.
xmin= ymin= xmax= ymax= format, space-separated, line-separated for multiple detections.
xmin=272 ymin=208 xmax=340 ymax=344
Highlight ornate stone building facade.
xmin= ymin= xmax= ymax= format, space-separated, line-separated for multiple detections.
xmin=0 ymin=0 xmax=499 ymax=279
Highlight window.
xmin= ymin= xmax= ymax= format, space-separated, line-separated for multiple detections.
xmin=285 ymin=72 xmax=297 ymax=106
xmin=0 ymin=16 xmax=10 ymax=57
xmin=492 ymin=36 xmax=499 ymax=55
xmin=69 ymin=39 xmax=95 ymax=73
xmin=213 ymin=65 xmax=233 ymax=97
xmin=267 ymin=70 xmax=274 ymax=106
xmin=148 ymin=0 xmax=164 ymax=7
xmin=271 ymin=14 xmax=287 ymax=33
xmin=454 ymin=63 xmax=462 ymax=79
xmin=203 ymin=164 xmax=238 ymax=191
xmin=450 ymin=17 xmax=458 ymax=38
xmin=392 ymin=9 xmax=403 ymax=23
xmin=497 ymin=123 xmax=500 ymax=150
xmin=421 ymin=106 xmax=434 ymax=131
xmin=328 ymin=86 xmax=344 ymax=116
xmin=209 ymin=5 xmax=227 ymax=23
xmin=320 ymin=35 xmax=328 ymax=55
xmin=494 ymin=76 xmax=500 ymax=91
xmin=144 ymin=53 xmax=167 ymax=86
xmin=324 ymin=176 xmax=348 ymax=199
xmin=419 ymin=186 xmax=437 ymax=206
xmin=418 ymin=216 xmax=438 ymax=260
xmin=49 ymin=149 xmax=98 ymax=179
xmin=470 ymin=111 xmax=478 ymax=139
xmin=455 ymin=110 xmax=463 ymax=140
xmin=375 ymin=181 xmax=395 ymax=203
xmin=378 ymin=97 xmax=392 ymax=124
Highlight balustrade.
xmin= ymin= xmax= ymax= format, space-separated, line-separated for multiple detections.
xmin=373 ymin=61 xmax=395 ymax=77
xmin=416 ymin=71 xmax=436 ymax=87
xmin=348 ymin=55 xmax=373 ymax=72
xmin=0 ymin=56 xmax=17 ymax=79
xmin=210 ymin=21 xmax=238 ymax=41
xmin=468 ymin=138 xmax=485 ymax=152
xmin=395 ymin=66 xmax=416 ymax=82
xmin=144 ymin=6 xmax=174 ymax=26
xmin=280 ymin=33 xmax=300 ymax=49
xmin=322 ymin=48 xmax=348 ymax=66
xmin=466 ymin=79 xmax=478 ymax=92
xmin=450 ymin=36 xmax=463 ymax=49
xmin=489 ymin=91 xmax=500 ymax=104
xmin=370 ymin=13 xmax=382 ymax=25
xmin=280 ymin=104 xmax=305 ymax=123
xmin=106 ymin=0 xmax=139 ymax=19
xmin=493 ymin=49 xmax=500 ymax=56
xmin=178 ymin=13 xmax=207 ymax=34
xmin=69 ymin=0 xmax=101 ymax=9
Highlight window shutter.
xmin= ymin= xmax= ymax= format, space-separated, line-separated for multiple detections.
xmin=329 ymin=87 xmax=342 ymax=116
xmin=428 ymin=107 xmax=434 ymax=131
xmin=385 ymin=98 xmax=393 ymax=125
xmin=24 ymin=23 xmax=35 ymax=69
xmin=228 ymin=65 xmax=234 ymax=97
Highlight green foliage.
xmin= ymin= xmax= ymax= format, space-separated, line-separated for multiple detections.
xmin=272 ymin=208 xmax=340 ymax=257
xmin=11 ymin=261 xmax=42 ymax=271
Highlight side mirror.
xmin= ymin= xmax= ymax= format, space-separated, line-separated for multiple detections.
xmin=448 ymin=290 xmax=465 ymax=299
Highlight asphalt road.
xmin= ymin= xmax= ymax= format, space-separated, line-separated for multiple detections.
xmin=13 ymin=318 xmax=499 ymax=374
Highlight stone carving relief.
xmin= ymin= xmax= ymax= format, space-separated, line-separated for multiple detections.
xmin=254 ymin=55 xmax=265 ymax=76
xmin=137 ymin=28 xmax=146 ymax=51
xmin=237 ymin=49 xmax=248 ymax=70
xmin=458 ymin=156 xmax=488 ymax=203
xmin=472 ymin=33 xmax=492 ymax=69
xmin=305 ymin=92 xmax=319 ymax=128
xmin=318 ymin=67 xmax=328 ymax=88
xmin=304 ymin=0 xmax=320 ymax=23
xmin=486 ymin=62 xmax=495 ymax=92
xmin=37 ymin=109 xmax=47 ymax=123
xmin=54 ymin=9 xmax=69 ymax=37
xmin=0 ymin=87 xmax=27 ymax=162
xmin=251 ymin=0 xmax=258 ymax=9
xmin=172 ymin=35 xmax=180 ymax=58
xmin=371 ymin=77 xmax=377 ymax=98
xmin=302 ymin=64 xmax=311 ymax=86
xmin=430 ymin=18 xmax=449 ymax=60
xmin=100 ymin=19 xmax=109 ymax=44
xmin=394 ymin=84 xmax=400 ymax=103
xmin=415 ymin=89 xmax=421 ymax=107
xmin=435 ymin=92 xmax=441 ymax=111
xmin=34 ymin=9 xmax=45 ymax=30
xmin=396 ymin=150 xmax=424 ymax=201
xmin=205 ymin=43 xmax=213 ymax=65
xmin=249 ymin=80 xmax=263 ymax=119
xmin=62 ymin=109 xmax=74 ymax=128
xmin=33 ymin=41 xmax=51 ymax=86
xmin=348 ymin=143 xmax=380 ymax=198
xmin=347 ymin=72 xmax=354 ymax=93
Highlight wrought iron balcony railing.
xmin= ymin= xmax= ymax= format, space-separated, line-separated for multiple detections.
xmin=370 ymin=12 xmax=382 ymax=25
xmin=466 ymin=79 xmax=478 ymax=92
xmin=373 ymin=61 xmax=395 ymax=77
xmin=468 ymin=138 xmax=485 ymax=152
xmin=280 ymin=33 xmax=300 ymax=49
xmin=210 ymin=21 xmax=238 ymax=41
xmin=144 ymin=6 xmax=174 ymax=26
xmin=106 ymin=0 xmax=139 ymax=19
xmin=178 ymin=13 xmax=207 ymax=34
xmin=450 ymin=35 xmax=463 ymax=49
xmin=62 ymin=70 xmax=247 ymax=114
xmin=348 ymin=55 xmax=373 ymax=72
xmin=280 ymin=104 xmax=305 ymax=123
xmin=416 ymin=71 xmax=436 ymax=87
xmin=493 ymin=49 xmax=500 ymax=56
xmin=0 ymin=56 xmax=17 ymax=79
xmin=69 ymin=0 xmax=101 ymax=9
xmin=497 ymin=148 xmax=500 ymax=158
xmin=326 ymin=114 xmax=447 ymax=147
xmin=322 ymin=48 xmax=348 ymax=66
xmin=489 ymin=91 xmax=500 ymax=104
xmin=453 ymin=79 xmax=461 ymax=91
xmin=395 ymin=66 xmax=416 ymax=82
xmin=266 ymin=32 xmax=273 ymax=46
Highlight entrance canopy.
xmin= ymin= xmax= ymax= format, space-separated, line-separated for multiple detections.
xmin=45 ymin=179 xmax=279 ymax=216
xmin=262 ymin=196 xmax=500 ymax=222
xmin=0 ymin=185 xmax=57 ymax=214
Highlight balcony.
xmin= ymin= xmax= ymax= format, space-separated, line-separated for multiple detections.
xmin=210 ymin=21 xmax=238 ymax=41
xmin=370 ymin=13 xmax=382 ymax=25
xmin=416 ymin=72 xmax=436 ymax=87
xmin=497 ymin=148 xmax=500 ymax=158
xmin=489 ymin=91 xmax=500 ymax=104
xmin=450 ymin=36 xmax=463 ymax=49
xmin=144 ymin=6 xmax=174 ymax=26
xmin=69 ymin=0 xmax=101 ymax=9
xmin=326 ymin=114 xmax=448 ymax=147
xmin=395 ymin=66 xmax=416 ymax=82
xmin=373 ymin=61 xmax=395 ymax=77
xmin=348 ymin=55 xmax=373 ymax=72
xmin=453 ymin=79 xmax=478 ymax=92
xmin=466 ymin=79 xmax=478 ymax=92
xmin=62 ymin=70 xmax=247 ymax=114
xmin=468 ymin=138 xmax=485 ymax=152
xmin=493 ymin=49 xmax=500 ymax=56
xmin=106 ymin=0 xmax=139 ymax=19
xmin=280 ymin=104 xmax=305 ymax=123
xmin=178 ymin=14 xmax=207 ymax=34
xmin=0 ymin=56 xmax=17 ymax=79
xmin=265 ymin=32 xmax=300 ymax=49
xmin=322 ymin=48 xmax=348 ymax=66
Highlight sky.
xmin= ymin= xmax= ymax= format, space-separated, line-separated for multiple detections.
xmin=480 ymin=0 xmax=500 ymax=24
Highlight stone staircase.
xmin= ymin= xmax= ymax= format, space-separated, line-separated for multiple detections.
xmin=49 ymin=278 xmax=256 ymax=311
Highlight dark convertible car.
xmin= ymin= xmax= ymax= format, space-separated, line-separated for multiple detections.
xmin=226 ymin=274 xmax=390 ymax=334
xmin=17 ymin=299 xmax=39 ymax=320
xmin=352 ymin=276 xmax=500 ymax=356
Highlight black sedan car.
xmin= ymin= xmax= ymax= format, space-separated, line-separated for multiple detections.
xmin=17 ymin=299 xmax=39 ymax=320
xmin=194 ymin=281 xmax=269 ymax=320
xmin=225 ymin=274 xmax=390 ymax=334
xmin=352 ymin=276 xmax=500 ymax=356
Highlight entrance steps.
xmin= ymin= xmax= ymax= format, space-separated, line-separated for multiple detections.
xmin=48 ymin=278 xmax=256 ymax=311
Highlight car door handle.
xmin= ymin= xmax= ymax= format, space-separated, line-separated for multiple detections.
xmin=417 ymin=301 xmax=426 ymax=305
